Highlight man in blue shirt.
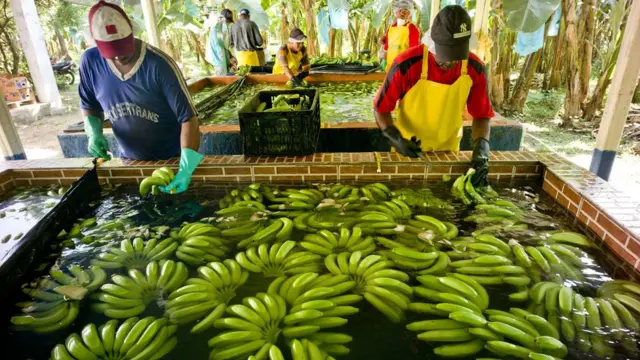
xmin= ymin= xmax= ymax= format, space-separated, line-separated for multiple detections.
xmin=80 ymin=1 xmax=201 ymax=194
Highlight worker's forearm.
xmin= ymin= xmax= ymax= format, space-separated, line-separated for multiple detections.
xmin=374 ymin=111 xmax=394 ymax=130
xmin=181 ymin=117 xmax=201 ymax=152
xmin=82 ymin=109 xmax=104 ymax=120
xmin=472 ymin=118 xmax=491 ymax=141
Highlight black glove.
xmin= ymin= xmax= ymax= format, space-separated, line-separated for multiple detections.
xmin=382 ymin=126 xmax=422 ymax=158
xmin=290 ymin=76 xmax=304 ymax=87
xmin=471 ymin=137 xmax=490 ymax=187
xmin=296 ymin=71 xmax=310 ymax=81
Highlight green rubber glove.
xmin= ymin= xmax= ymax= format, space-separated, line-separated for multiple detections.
xmin=159 ymin=148 xmax=203 ymax=194
xmin=84 ymin=115 xmax=111 ymax=160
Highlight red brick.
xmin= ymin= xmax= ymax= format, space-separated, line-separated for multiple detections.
xmin=270 ymin=175 xmax=304 ymax=181
xmin=31 ymin=169 xmax=63 ymax=178
xmin=110 ymin=169 xmax=143 ymax=177
xmin=254 ymin=176 xmax=271 ymax=182
xmin=357 ymin=175 xmax=391 ymax=181
xmin=627 ymin=238 xmax=640 ymax=257
xmin=514 ymin=165 xmax=539 ymax=174
xmin=193 ymin=167 xmax=224 ymax=176
xmin=597 ymin=214 xmax=629 ymax=245
xmin=569 ymin=203 xmax=579 ymax=215
xmin=544 ymin=171 xmax=564 ymax=192
xmin=604 ymin=234 xmax=637 ymax=266
xmin=339 ymin=166 xmax=362 ymax=174
xmin=276 ymin=166 xmax=309 ymax=175
xmin=97 ymin=169 xmax=111 ymax=177
xmin=107 ymin=177 xmax=139 ymax=184
xmin=254 ymin=167 xmax=275 ymax=175
xmin=450 ymin=165 xmax=468 ymax=174
xmin=14 ymin=179 xmax=30 ymax=186
xmin=310 ymin=166 xmax=338 ymax=174
xmin=61 ymin=170 xmax=86 ymax=178
xmin=577 ymin=210 xmax=589 ymax=225
xmin=563 ymin=185 xmax=581 ymax=205
xmin=237 ymin=176 xmax=252 ymax=182
xmin=397 ymin=165 xmax=425 ymax=174
xmin=59 ymin=178 xmax=77 ymax=186
xmin=581 ymin=201 xmax=599 ymax=220
xmin=556 ymin=193 xmax=571 ymax=209
xmin=430 ymin=165 xmax=452 ymax=174
xmin=11 ymin=170 xmax=33 ymax=179
xmin=542 ymin=180 xmax=559 ymax=198
xmin=304 ymin=175 xmax=325 ymax=181
xmin=363 ymin=165 xmax=396 ymax=174
xmin=588 ymin=220 xmax=606 ymax=239
xmin=29 ymin=178 xmax=60 ymax=185
xmin=340 ymin=175 xmax=357 ymax=181
xmin=488 ymin=165 xmax=514 ymax=174
xmin=223 ymin=167 xmax=251 ymax=175
xmin=324 ymin=175 xmax=338 ymax=181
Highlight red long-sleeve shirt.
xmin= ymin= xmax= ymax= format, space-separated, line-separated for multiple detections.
xmin=382 ymin=23 xmax=421 ymax=51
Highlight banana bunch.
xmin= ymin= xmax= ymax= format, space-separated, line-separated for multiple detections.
xmin=405 ymin=215 xmax=459 ymax=240
xmin=481 ymin=308 xmax=569 ymax=359
xmin=50 ymin=317 xmax=177 ymax=360
xmin=169 ymin=222 xmax=229 ymax=266
xmin=209 ymin=293 xmax=289 ymax=360
xmin=267 ymin=272 xmax=360 ymax=318
xmin=531 ymin=281 xmax=640 ymax=355
xmin=545 ymin=231 xmax=593 ymax=248
xmin=391 ymin=187 xmax=453 ymax=210
xmin=324 ymin=251 xmax=412 ymax=322
xmin=445 ymin=234 xmax=512 ymax=260
xmin=91 ymin=238 xmax=178 ymax=269
xmin=219 ymin=184 xmax=265 ymax=209
xmin=236 ymin=241 xmax=322 ymax=277
xmin=166 ymin=259 xmax=249 ymax=333
xmin=512 ymin=243 xmax=586 ymax=283
xmin=292 ymin=210 xmax=357 ymax=233
xmin=236 ymin=218 xmax=294 ymax=249
xmin=300 ymin=227 xmax=375 ymax=256
xmin=465 ymin=201 xmax=523 ymax=225
xmin=449 ymin=253 xmax=530 ymax=300
xmin=323 ymin=184 xmax=362 ymax=204
xmin=375 ymin=236 xmax=449 ymax=274
xmin=12 ymin=265 xmax=106 ymax=333
xmin=360 ymin=198 xmax=412 ymax=221
xmin=139 ymin=167 xmax=175 ymax=196
xmin=451 ymin=168 xmax=498 ymax=205
xmin=92 ymin=260 xmax=188 ymax=319
xmin=266 ymin=188 xmax=326 ymax=212
xmin=289 ymin=338 xmax=343 ymax=360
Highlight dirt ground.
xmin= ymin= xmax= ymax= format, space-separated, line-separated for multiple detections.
xmin=12 ymin=86 xmax=82 ymax=159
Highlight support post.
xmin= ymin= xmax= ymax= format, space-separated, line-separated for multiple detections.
xmin=430 ymin=0 xmax=441 ymax=27
xmin=10 ymin=0 xmax=61 ymax=107
xmin=589 ymin=0 xmax=640 ymax=180
xmin=141 ymin=0 xmax=161 ymax=48
xmin=472 ymin=0 xmax=491 ymax=60
xmin=0 ymin=98 xmax=26 ymax=160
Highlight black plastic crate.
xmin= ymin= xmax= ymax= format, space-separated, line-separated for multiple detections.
xmin=239 ymin=89 xmax=320 ymax=156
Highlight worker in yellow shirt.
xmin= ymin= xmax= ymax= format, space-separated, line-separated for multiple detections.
xmin=273 ymin=29 xmax=311 ymax=87
xmin=379 ymin=0 xmax=421 ymax=71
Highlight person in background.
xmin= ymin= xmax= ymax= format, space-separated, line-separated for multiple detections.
xmin=379 ymin=0 xmax=421 ymax=72
xmin=205 ymin=9 xmax=236 ymax=76
xmin=373 ymin=5 xmax=493 ymax=187
xmin=80 ymin=1 xmax=202 ymax=194
xmin=272 ymin=29 xmax=310 ymax=86
xmin=229 ymin=9 xmax=264 ymax=67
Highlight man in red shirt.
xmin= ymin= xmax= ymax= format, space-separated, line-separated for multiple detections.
xmin=379 ymin=0 xmax=421 ymax=71
xmin=373 ymin=5 xmax=493 ymax=187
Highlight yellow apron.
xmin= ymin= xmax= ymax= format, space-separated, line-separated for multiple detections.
xmin=385 ymin=23 xmax=411 ymax=72
xmin=396 ymin=46 xmax=473 ymax=152
xmin=236 ymin=50 xmax=259 ymax=66
xmin=272 ymin=48 xmax=304 ymax=75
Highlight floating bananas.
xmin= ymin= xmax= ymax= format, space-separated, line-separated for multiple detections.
xmin=165 ymin=259 xmax=249 ymax=333
xmin=12 ymin=265 xmax=106 ymax=333
xmin=219 ymin=183 xmax=265 ymax=209
xmin=236 ymin=218 xmax=294 ymax=248
xmin=91 ymin=238 xmax=178 ymax=269
xmin=300 ymin=227 xmax=375 ymax=256
xmin=50 ymin=317 xmax=177 ymax=360
xmin=325 ymin=251 xmax=411 ymax=322
xmin=289 ymin=338 xmax=346 ymax=360
xmin=139 ymin=167 xmax=175 ymax=196
xmin=451 ymin=168 xmax=497 ymax=205
xmin=171 ymin=222 xmax=229 ymax=266
xmin=391 ymin=187 xmax=454 ymax=210
xmin=92 ymin=260 xmax=187 ymax=318
xmin=235 ymin=241 xmax=322 ymax=277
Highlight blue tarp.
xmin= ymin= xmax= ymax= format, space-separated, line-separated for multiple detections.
xmin=514 ymin=26 xmax=545 ymax=56
xmin=547 ymin=8 xmax=562 ymax=36
xmin=317 ymin=9 xmax=331 ymax=46
xmin=328 ymin=0 xmax=350 ymax=30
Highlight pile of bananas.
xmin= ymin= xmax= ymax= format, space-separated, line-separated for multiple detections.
xmin=513 ymin=242 xmax=587 ymax=283
xmin=235 ymin=241 xmax=322 ymax=277
xmin=236 ymin=218 xmax=293 ymax=248
xmin=375 ymin=236 xmax=449 ymax=274
xmin=451 ymin=168 xmax=497 ymax=205
xmin=529 ymin=281 xmax=640 ymax=355
xmin=92 ymin=260 xmax=187 ymax=318
xmin=300 ymin=227 xmax=375 ymax=256
xmin=289 ymin=338 xmax=342 ymax=360
xmin=11 ymin=265 xmax=106 ymax=333
xmin=391 ymin=187 xmax=454 ymax=210
xmin=324 ymin=251 xmax=412 ymax=322
xmin=219 ymin=184 xmax=265 ymax=209
xmin=50 ymin=317 xmax=177 ymax=360
xmin=170 ymin=222 xmax=229 ymax=265
xmin=91 ymin=238 xmax=178 ymax=269
xmin=165 ymin=259 xmax=249 ymax=333
xmin=138 ymin=167 xmax=175 ymax=196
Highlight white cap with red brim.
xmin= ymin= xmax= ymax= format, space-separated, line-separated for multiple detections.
xmin=89 ymin=1 xmax=135 ymax=59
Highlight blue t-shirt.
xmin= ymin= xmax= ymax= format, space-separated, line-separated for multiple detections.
xmin=79 ymin=43 xmax=196 ymax=160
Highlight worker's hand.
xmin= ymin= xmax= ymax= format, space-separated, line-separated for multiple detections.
xmin=160 ymin=148 xmax=204 ymax=194
xmin=296 ymin=71 xmax=310 ymax=81
xmin=470 ymin=137 xmax=490 ymax=187
xmin=84 ymin=115 xmax=111 ymax=160
xmin=230 ymin=57 xmax=238 ymax=66
xmin=382 ymin=126 xmax=422 ymax=158
xmin=290 ymin=76 xmax=304 ymax=87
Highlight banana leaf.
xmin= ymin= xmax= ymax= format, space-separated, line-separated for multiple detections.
xmin=502 ymin=0 xmax=560 ymax=33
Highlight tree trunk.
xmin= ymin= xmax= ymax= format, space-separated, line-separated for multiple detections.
xmin=509 ymin=50 xmax=544 ymax=111
xmin=501 ymin=32 xmax=517 ymax=107
xmin=633 ymin=77 xmax=640 ymax=104
xmin=329 ymin=28 xmax=336 ymax=57
xmin=301 ymin=0 xmax=318 ymax=56
xmin=336 ymin=30 xmax=343 ymax=57
xmin=562 ymin=0 xmax=581 ymax=124
xmin=280 ymin=3 xmax=288 ymax=44
xmin=55 ymin=28 xmax=69 ymax=60
xmin=577 ymin=0 xmax=596 ymax=104
xmin=583 ymin=35 xmax=623 ymax=122
xmin=549 ymin=15 xmax=566 ymax=89
xmin=189 ymin=32 xmax=207 ymax=67
xmin=489 ymin=0 xmax=504 ymax=110
xmin=348 ymin=20 xmax=359 ymax=56
xmin=363 ymin=22 xmax=373 ymax=51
